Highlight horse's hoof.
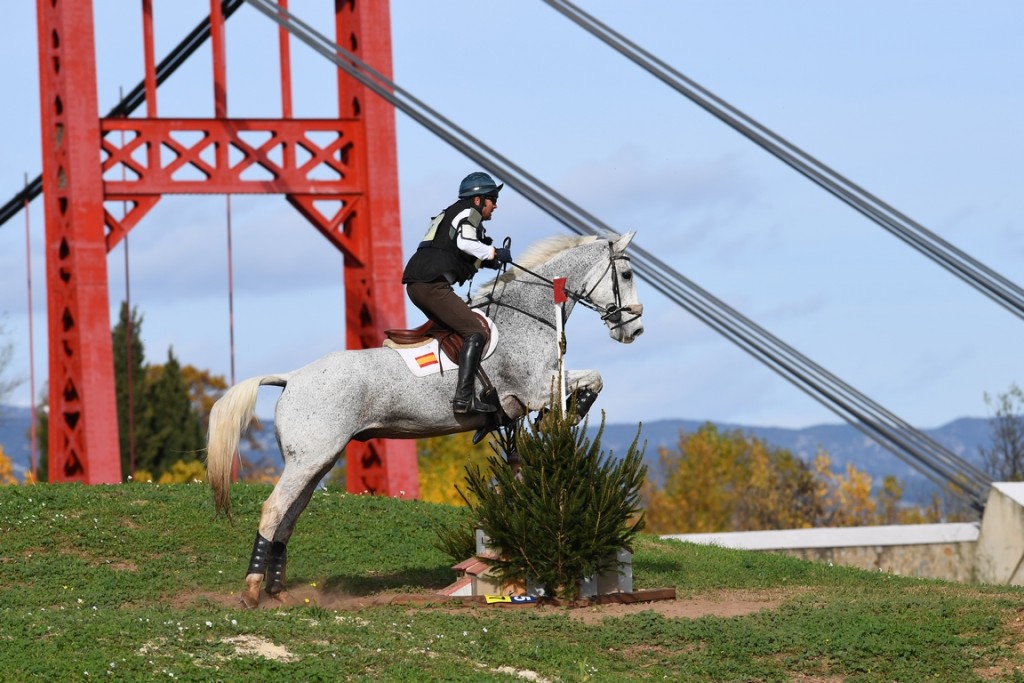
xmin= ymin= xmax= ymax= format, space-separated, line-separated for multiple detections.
xmin=240 ymin=573 xmax=264 ymax=608
xmin=240 ymin=589 xmax=260 ymax=609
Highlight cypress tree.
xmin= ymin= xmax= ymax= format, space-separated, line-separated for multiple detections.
xmin=140 ymin=348 xmax=203 ymax=477
xmin=112 ymin=302 xmax=147 ymax=480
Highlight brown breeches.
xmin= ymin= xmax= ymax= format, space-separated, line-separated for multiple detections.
xmin=406 ymin=281 xmax=488 ymax=340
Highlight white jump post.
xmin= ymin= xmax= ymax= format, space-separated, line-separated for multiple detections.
xmin=553 ymin=276 xmax=567 ymax=412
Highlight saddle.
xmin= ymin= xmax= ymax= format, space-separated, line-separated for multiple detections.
xmin=384 ymin=313 xmax=501 ymax=425
xmin=384 ymin=313 xmax=492 ymax=365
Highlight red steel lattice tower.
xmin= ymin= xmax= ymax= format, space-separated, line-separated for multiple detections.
xmin=35 ymin=0 xmax=419 ymax=495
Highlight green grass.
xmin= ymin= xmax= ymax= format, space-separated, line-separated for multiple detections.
xmin=1 ymin=483 xmax=1022 ymax=681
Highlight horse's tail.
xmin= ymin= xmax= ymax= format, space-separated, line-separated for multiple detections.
xmin=206 ymin=374 xmax=289 ymax=517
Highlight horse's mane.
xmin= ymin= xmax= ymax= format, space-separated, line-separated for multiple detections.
xmin=471 ymin=233 xmax=602 ymax=297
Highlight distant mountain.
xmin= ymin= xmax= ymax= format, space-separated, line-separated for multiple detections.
xmin=0 ymin=404 xmax=993 ymax=504
xmin=0 ymin=405 xmax=37 ymax=478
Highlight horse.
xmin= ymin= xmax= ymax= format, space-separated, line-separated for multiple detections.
xmin=206 ymin=230 xmax=644 ymax=607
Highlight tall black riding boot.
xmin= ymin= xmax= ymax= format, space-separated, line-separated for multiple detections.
xmin=452 ymin=333 xmax=496 ymax=414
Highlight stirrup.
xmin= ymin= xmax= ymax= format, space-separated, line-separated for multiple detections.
xmin=453 ymin=394 xmax=497 ymax=414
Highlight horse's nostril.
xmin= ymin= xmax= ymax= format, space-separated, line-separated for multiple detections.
xmin=631 ymin=327 xmax=644 ymax=341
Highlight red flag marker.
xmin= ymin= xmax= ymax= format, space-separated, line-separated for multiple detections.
xmin=553 ymin=277 xmax=567 ymax=304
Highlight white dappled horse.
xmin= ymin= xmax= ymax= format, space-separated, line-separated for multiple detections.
xmin=206 ymin=231 xmax=644 ymax=607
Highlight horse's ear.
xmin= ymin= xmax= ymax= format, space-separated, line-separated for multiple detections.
xmin=612 ymin=230 xmax=635 ymax=253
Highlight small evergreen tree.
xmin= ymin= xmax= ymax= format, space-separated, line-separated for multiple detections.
xmin=460 ymin=404 xmax=646 ymax=601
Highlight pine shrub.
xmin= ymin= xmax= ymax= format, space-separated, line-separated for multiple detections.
xmin=459 ymin=404 xmax=647 ymax=601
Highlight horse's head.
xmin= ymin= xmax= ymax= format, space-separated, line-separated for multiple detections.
xmin=585 ymin=231 xmax=644 ymax=344
xmin=472 ymin=231 xmax=644 ymax=343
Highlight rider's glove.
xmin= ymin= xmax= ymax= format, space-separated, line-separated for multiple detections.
xmin=481 ymin=259 xmax=500 ymax=270
xmin=494 ymin=247 xmax=512 ymax=264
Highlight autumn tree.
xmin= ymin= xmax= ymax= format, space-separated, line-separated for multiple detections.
xmin=813 ymin=452 xmax=876 ymax=527
xmin=643 ymin=424 xmax=943 ymax=533
xmin=181 ymin=365 xmax=227 ymax=434
xmin=180 ymin=363 xmax=265 ymax=459
xmin=644 ymin=423 xmax=821 ymax=534
xmin=0 ymin=445 xmax=18 ymax=485
xmin=418 ymin=431 xmax=493 ymax=505
xmin=980 ymin=383 xmax=1024 ymax=481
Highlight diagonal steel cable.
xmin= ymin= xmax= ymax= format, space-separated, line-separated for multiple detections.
xmin=246 ymin=0 xmax=992 ymax=510
xmin=540 ymin=0 xmax=1024 ymax=323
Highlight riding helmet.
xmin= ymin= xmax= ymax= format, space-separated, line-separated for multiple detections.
xmin=458 ymin=172 xmax=504 ymax=199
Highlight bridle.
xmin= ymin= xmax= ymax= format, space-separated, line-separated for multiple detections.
xmin=574 ymin=242 xmax=644 ymax=330
xmin=477 ymin=240 xmax=643 ymax=331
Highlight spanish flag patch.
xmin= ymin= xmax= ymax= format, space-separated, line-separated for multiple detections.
xmin=415 ymin=352 xmax=439 ymax=368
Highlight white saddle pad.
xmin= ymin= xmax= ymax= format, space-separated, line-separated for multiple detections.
xmin=383 ymin=315 xmax=500 ymax=377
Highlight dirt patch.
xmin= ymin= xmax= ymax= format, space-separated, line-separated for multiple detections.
xmin=568 ymin=589 xmax=792 ymax=624
xmin=172 ymin=584 xmax=800 ymax=621
xmin=221 ymin=635 xmax=297 ymax=662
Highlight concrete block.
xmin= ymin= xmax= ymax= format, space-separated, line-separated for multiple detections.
xmin=596 ymin=548 xmax=633 ymax=594
xmin=976 ymin=482 xmax=1024 ymax=585
xmin=475 ymin=528 xmax=490 ymax=556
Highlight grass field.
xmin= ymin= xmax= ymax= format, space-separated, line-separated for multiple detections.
xmin=1 ymin=482 xmax=1023 ymax=682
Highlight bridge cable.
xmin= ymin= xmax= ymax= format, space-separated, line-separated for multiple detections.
xmin=0 ymin=0 xmax=247 ymax=228
xmin=539 ymin=0 xmax=1024 ymax=323
xmin=243 ymin=0 xmax=991 ymax=510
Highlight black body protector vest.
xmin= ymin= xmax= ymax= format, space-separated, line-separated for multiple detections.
xmin=402 ymin=199 xmax=488 ymax=285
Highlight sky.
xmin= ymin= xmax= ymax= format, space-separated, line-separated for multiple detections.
xmin=0 ymin=1 xmax=1022 ymax=431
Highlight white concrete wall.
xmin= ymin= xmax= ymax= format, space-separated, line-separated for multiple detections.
xmin=975 ymin=482 xmax=1024 ymax=585
xmin=660 ymin=483 xmax=1024 ymax=584
xmin=663 ymin=523 xmax=979 ymax=582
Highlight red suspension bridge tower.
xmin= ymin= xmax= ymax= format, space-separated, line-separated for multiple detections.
xmin=35 ymin=0 xmax=418 ymax=495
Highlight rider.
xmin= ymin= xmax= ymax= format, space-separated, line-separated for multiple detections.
xmin=402 ymin=172 xmax=513 ymax=414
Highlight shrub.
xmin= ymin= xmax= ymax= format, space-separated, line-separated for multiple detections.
xmin=459 ymin=404 xmax=646 ymax=601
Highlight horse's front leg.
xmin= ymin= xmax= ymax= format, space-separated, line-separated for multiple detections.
xmin=565 ymin=370 xmax=603 ymax=422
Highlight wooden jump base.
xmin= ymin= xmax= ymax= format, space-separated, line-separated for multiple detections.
xmin=383 ymin=588 xmax=677 ymax=609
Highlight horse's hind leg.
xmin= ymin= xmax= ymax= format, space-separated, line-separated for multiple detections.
xmin=241 ymin=455 xmax=337 ymax=608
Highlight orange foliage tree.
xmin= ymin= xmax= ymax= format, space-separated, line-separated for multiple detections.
xmin=0 ymin=444 xmax=19 ymax=485
xmin=417 ymin=431 xmax=495 ymax=506
xmin=643 ymin=423 xmax=819 ymax=533
xmin=644 ymin=424 xmax=942 ymax=534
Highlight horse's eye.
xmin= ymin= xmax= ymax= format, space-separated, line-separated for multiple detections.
xmin=621 ymin=270 xmax=633 ymax=281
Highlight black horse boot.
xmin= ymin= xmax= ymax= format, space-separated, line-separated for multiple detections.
xmin=452 ymin=333 xmax=497 ymax=414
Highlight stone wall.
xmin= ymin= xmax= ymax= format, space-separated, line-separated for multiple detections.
xmin=662 ymin=484 xmax=1024 ymax=585
xmin=663 ymin=523 xmax=981 ymax=583
xmin=774 ymin=539 xmax=976 ymax=582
